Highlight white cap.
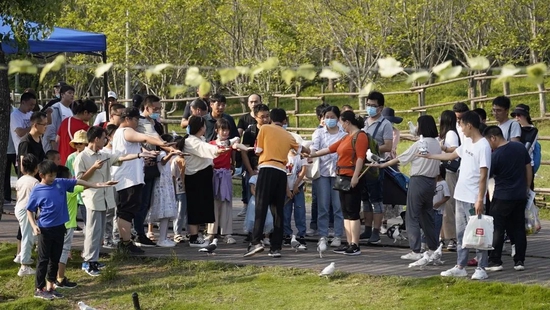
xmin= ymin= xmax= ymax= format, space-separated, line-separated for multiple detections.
xmin=107 ymin=91 xmax=117 ymax=99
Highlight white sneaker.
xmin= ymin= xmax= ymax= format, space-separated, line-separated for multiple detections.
xmin=401 ymin=251 xmax=422 ymax=260
xmin=262 ymin=238 xmax=271 ymax=246
xmin=409 ymin=251 xmax=431 ymax=268
xmin=511 ymin=244 xmax=516 ymax=258
xmin=224 ymin=236 xmax=236 ymax=244
xmin=13 ymin=254 xmax=21 ymax=264
xmin=471 ymin=267 xmax=489 ymax=280
xmin=237 ymin=206 xmax=247 ymax=217
xmin=189 ymin=239 xmax=210 ymax=248
xmin=330 ymin=237 xmax=341 ymax=247
xmin=157 ymin=239 xmax=177 ymax=248
xmin=441 ymin=266 xmax=468 ymax=277
xmin=17 ymin=265 xmax=36 ymax=277
xmin=380 ymin=225 xmax=387 ymax=235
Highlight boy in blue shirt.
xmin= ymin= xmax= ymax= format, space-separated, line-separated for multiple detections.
xmin=26 ymin=160 xmax=116 ymax=300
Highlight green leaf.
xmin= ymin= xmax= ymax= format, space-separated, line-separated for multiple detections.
xmin=235 ymin=66 xmax=250 ymax=75
xmin=39 ymin=55 xmax=66 ymax=83
xmin=94 ymin=62 xmax=113 ymax=78
xmin=185 ymin=67 xmax=204 ymax=87
xmin=330 ymin=60 xmax=350 ymax=74
xmin=296 ymin=64 xmax=317 ymax=80
xmin=437 ymin=66 xmax=462 ymax=81
xmin=319 ymin=68 xmax=341 ymax=79
xmin=281 ymin=69 xmax=296 ymax=85
xmin=249 ymin=66 xmax=264 ymax=80
xmin=145 ymin=63 xmax=173 ymax=80
xmin=218 ymin=68 xmax=240 ymax=84
xmin=495 ymin=64 xmax=521 ymax=84
xmin=526 ymin=63 xmax=547 ymax=84
xmin=199 ymin=80 xmax=211 ymax=96
xmin=406 ymin=71 xmax=431 ymax=84
xmin=359 ymin=82 xmax=374 ymax=97
xmin=467 ymin=56 xmax=490 ymax=70
xmin=8 ymin=60 xmax=37 ymax=75
xmin=258 ymin=57 xmax=279 ymax=71
xmin=377 ymin=56 xmax=403 ymax=78
xmin=432 ymin=60 xmax=452 ymax=75
xmin=169 ymin=85 xmax=188 ymax=97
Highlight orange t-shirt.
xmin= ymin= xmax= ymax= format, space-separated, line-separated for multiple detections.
xmin=329 ymin=131 xmax=368 ymax=177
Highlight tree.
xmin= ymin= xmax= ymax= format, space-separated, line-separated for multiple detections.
xmin=0 ymin=1 xmax=62 ymax=220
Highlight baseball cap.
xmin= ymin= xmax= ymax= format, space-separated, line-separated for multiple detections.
xmin=511 ymin=104 xmax=530 ymax=117
xmin=107 ymin=91 xmax=117 ymax=99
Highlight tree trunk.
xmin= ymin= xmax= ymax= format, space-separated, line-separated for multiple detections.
xmin=0 ymin=46 xmax=10 ymax=217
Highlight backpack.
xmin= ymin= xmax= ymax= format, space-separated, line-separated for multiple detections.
xmin=351 ymin=130 xmax=380 ymax=181
xmin=520 ymin=126 xmax=541 ymax=173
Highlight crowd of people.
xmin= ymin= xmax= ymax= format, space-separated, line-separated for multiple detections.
xmin=6 ymin=83 xmax=540 ymax=300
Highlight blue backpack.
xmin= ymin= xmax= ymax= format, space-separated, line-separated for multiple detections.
xmin=520 ymin=126 xmax=541 ymax=173
xmin=533 ymin=141 xmax=541 ymax=174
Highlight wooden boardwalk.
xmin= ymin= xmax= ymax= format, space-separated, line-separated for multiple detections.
xmin=2 ymin=199 xmax=550 ymax=286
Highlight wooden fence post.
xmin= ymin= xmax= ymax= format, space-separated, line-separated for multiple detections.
xmin=294 ymin=86 xmax=300 ymax=133
xmin=538 ymin=82 xmax=547 ymax=117
xmin=503 ymin=81 xmax=510 ymax=96
xmin=417 ymin=88 xmax=426 ymax=116
xmin=468 ymin=77 xmax=478 ymax=110
xmin=274 ymin=96 xmax=279 ymax=108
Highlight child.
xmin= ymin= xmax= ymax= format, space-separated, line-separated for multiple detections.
xmin=66 ymin=130 xmax=88 ymax=232
xmin=171 ymin=136 xmax=188 ymax=243
xmin=55 ymin=166 xmax=81 ymax=287
xmin=244 ymin=174 xmax=273 ymax=245
xmin=147 ymin=147 xmax=180 ymax=247
xmin=283 ymin=146 xmax=307 ymax=249
xmin=45 ymin=150 xmax=61 ymax=166
xmin=26 ymin=160 xmax=115 ymax=300
xmin=14 ymin=154 xmax=39 ymax=277
xmin=206 ymin=119 xmax=238 ymax=244
xmin=433 ymin=166 xmax=450 ymax=241
xmin=100 ymin=124 xmax=119 ymax=248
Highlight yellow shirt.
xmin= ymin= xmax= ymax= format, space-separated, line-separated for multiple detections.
xmin=256 ymin=124 xmax=300 ymax=172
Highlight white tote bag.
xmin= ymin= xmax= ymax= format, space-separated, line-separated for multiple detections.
xmin=462 ymin=214 xmax=494 ymax=250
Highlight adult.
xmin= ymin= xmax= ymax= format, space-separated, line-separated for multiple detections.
xmin=380 ymin=107 xmax=403 ymax=228
xmin=5 ymin=105 xmax=17 ymax=203
xmin=361 ymin=91 xmax=393 ymax=243
xmin=311 ymin=106 xmax=347 ymax=249
xmin=93 ymin=91 xmax=118 ymax=126
xmin=134 ymin=95 xmax=167 ymax=247
xmin=309 ymin=111 xmax=368 ymax=256
xmin=57 ymin=99 xmax=97 ymax=165
xmin=18 ymin=112 xmax=48 ymax=172
xmin=203 ymin=94 xmax=239 ymax=142
xmin=11 ymin=92 xmax=37 ymax=154
xmin=40 ymin=81 xmax=66 ymax=113
xmin=483 ymin=126 xmax=531 ymax=272
xmin=43 ymin=84 xmax=75 ymax=152
xmin=372 ymin=116 xmax=442 ymax=261
xmin=180 ymin=89 xmax=210 ymax=128
xmin=240 ymin=103 xmax=270 ymax=217
xmin=244 ymin=108 xmax=307 ymax=258
xmin=452 ymin=102 xmax=469 ymax=143
xmin=425 ymin=111 xmax=492 ymax=280
xmin=237 ymin=94 xmax=261 ymax=136
xmin=111 ymin=107 xmax=171 ymax=255
xmin=179 ymin=116 xmax=234 ymax=247
xmin=98 ymin=103 xmax=126 ymax=128
xmin=492 ymin=96 xmax=521 ymax=142
xmin=512 ymin=104 xmax=538 ymax=179
xmin=438 ymin=110 xmax=460 ymax=251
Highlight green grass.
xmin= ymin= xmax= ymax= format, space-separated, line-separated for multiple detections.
xmin=2 ymin=243 xmax=550 ymax=309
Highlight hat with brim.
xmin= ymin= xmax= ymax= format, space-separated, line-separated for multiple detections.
xmin=69 ymin=129 xmax=88 ymax=148
xmin=381 ymin=107 xmax=403 ymax=124
xmin=511 ymin=104 xmax=530 ymax=118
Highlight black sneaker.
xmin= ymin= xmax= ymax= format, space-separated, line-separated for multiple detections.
xmin=344 ymin=243 xmax=361 ymax=256
xmin=333 ymin=244 xmax=349 ymax=254
xmin=298 ymin=236 xmax=307 ymax=250
xmin=359 ymin=230 xmax=371 ymax=240
xmin=514 ymin=261 xmax=525 ymax=271
xmin=34 ymin=288 xmax=53 ymax=300
xmin=268 ymin=250 xmax=282 ymax=258
xmin=486 ymin=261 xmax=503 ymax=272
xmin=243 ymin=244 xmax=264 ymax=257
xmin=54 ymin=277 xmax=77 ymax=289
xmin=283 ymin=235 xmax=291 ymax=247
xmin=48 ymin=289 xmax=64 ymax=299
xmin=135 ymin=235 xmax=156 ymax=247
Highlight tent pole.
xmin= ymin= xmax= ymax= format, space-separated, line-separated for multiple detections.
xmin=102 ymin=51 xmax=109 ymax=120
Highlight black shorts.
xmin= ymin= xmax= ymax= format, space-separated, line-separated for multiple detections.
xmin=116 ymin=184 xmax=144 ymax=222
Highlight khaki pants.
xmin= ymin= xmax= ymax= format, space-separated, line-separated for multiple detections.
xmin=442 ymin=170 xmax=458 ymax=240
xmin=207 ymin=200 xmax=233 ymax=235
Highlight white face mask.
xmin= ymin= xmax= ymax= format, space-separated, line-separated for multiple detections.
xmin=282 ymin=124 xmax=288 ymax=130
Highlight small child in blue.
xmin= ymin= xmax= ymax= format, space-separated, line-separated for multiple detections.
xmin=422 ymin=166 xmax=450 ymax=249
xmin=244 ymin=175 xmax=273 ymax=245
xmin=283 ymin=148 xmax=307 ymax=249
xmin=26 ymin=160 xmax=116 ymax=301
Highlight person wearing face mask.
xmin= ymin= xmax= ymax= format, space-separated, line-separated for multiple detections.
xmin=311 ymin=106 xmax=347 ymax=251
xmin=360 ymin=91 xmax=393 ymax=244
xmin=203 ymin=94 xmax=239 ymax=142
xmin=43 ymin=85 xmax=75 ymax=152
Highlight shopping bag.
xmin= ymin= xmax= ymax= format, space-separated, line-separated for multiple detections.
xmin=462 ymin=214 xmax=494 ymax=250
xmin=525 ymin=190 xmax=541 ymax=235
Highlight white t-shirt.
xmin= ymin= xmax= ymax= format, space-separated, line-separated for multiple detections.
xmin=443 ymin=130 xmax=459 ymax=148
xmin=454 ymin=138 xmax=492 ymax=204
xmin=93 ymin=111 xmax=106 ymax=126
xmin=286 ymin=154 xmax=305 ymax=190
xmin=112 ymin=128 xmax=145 ymax=191
xmin=433 ymin=180 xmax=450 ymax=214
xmin=10 ymin=109 xmax=32 ymax=154
xmin=498 ymin=119 xmax=521 ymax=141
xmin=57 ymin=102 xmax=74 ymax=120
xmin=14 ymin=175 xmax=39 ymax=212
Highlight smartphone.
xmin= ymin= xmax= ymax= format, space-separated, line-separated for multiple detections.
xmin=99 ymin=158 xmax=109 ymax=164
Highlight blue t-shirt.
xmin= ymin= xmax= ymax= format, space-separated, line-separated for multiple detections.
xmin=490 ymin=142 xmax=531 ymax=200
xmin=26 ymin=178 xmax=77 ymax=228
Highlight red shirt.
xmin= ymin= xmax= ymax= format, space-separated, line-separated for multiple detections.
xmin=209 ymin=140 xmax=232 ymax=169
xmin=57 ymin=116 xmax=89 ymax=165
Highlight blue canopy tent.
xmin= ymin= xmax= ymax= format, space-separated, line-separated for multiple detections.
xmin=1 ymin=18 xmax=109 ymax=111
